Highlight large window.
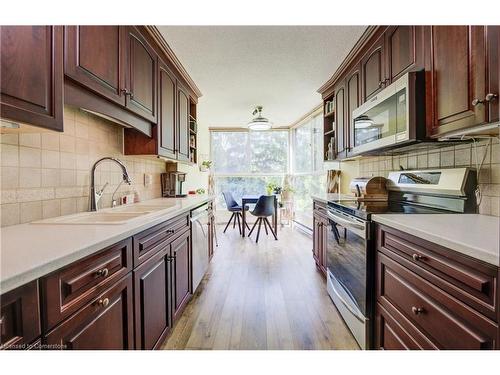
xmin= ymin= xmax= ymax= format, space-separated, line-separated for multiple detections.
xmin=211 ymin=130 xmax=289 ymax=208
xmin=291 ymin=111 xmax=325 ymax=228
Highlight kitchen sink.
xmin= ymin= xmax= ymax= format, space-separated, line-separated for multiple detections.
xmin=32 ymin=201 xmax=181 ymax=225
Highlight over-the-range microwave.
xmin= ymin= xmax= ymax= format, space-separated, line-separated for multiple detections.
xmin=351 ymin=71 xmax=426 ymax=155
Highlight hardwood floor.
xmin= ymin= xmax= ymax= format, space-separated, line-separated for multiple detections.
xmin=163 ymin=225 xmax=359 ymax=350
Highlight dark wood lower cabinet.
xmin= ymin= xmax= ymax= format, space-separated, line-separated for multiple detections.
xmin=0 ymin=281 xmax=41 ymax=350
xmin=171 ymin=229 xmax=192 ymax=321
xmin=375 ymin=224 xmax=499 ymax=350
xmin=44 ymin=274 xmax=134 ymax=350
xmin=134 ymin=247 xmax=172 ymax=350
xmin=312 ymin=200 xmax=328 ymax=276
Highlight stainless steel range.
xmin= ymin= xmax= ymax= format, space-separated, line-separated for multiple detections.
xmin=325 ymin=167 xmax=478 ymax=349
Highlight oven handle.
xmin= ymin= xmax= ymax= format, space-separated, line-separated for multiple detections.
xmin=329 ymin=274 xmax=365 ymax=323
xmin=327 ymin=211 xmax=365 ymax=231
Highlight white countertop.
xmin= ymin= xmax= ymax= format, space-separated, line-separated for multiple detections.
xmin=311 ymin=193 xmax=356 ymax=203
xmin=372 ymin=214 xmax=500 ymax=266
xmin=0 ymin=195 xmax=213 ymax=294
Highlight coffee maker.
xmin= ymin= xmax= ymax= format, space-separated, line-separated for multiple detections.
xmin=161 ymin=171 xmax=187 ymax=198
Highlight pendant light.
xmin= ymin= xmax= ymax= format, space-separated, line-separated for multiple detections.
xmin=247 ymin=106 xmax=272 ymax=131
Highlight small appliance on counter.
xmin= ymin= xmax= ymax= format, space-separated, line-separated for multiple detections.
xmin=161 ymin=171 xmax=187 ymax=198
xmin=325 ymin=167 xmax=477 ymax=349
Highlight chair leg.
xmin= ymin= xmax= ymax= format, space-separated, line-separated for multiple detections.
xmin=233 ymin=212 xmax=237 ymax=228
xmin=248 ymin=218 xmax=259 ymax=237
xmin=244 ymin=218 xmax=251 ymax=230
xmin=263 ymin=218 xmax=268 ymax=235
xmin=264 ymin=217 xmax=278 ymax=240
xmin=256 ymin=218 xmax=263 ymax=243
xmin=236 ymin=213 xmax=242 ymax=235
xmin=223 ymin=213 xmax=235 ymax=233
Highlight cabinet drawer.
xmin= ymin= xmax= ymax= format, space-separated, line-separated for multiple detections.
xmin=377 ymin=225 xmax=498 ymax=320
xmin=41 ymin=238 xmax=132 ymax=330
xmin=313 ymin=201 xmax=328 ymax=218
xmin=377 ymin=252 xmax=498 ymax=349
xmin=1 ymin=281 xmax=41 ymax=350
xmin=45 ymin=274 xmax=134 ymax=350
xmin=133 ymin=213 xmax=189 ymax=266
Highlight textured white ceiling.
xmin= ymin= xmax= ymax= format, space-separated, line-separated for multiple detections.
xmin=157 ymin=26 xmax=366 ymax=128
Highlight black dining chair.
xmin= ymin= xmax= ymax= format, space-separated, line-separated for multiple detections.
xmin=222 ymin=191 xmax=250 ymax=235
xmin=247 ymin=195 xmax=278 ymax=243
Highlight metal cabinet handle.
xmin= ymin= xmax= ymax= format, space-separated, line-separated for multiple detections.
xmin=96 ymin=268 xmax=109 ymax=278
xmin=412 ymin=253 xmax=424 ymax=261
xmin=121 ymin=89 xmax=134 ymax=99
xmin=378 ymin=81 xmax=384 ymax=88
xmin=97 ymin=298 xmax=110 ymax=307
xmin=412 ymin=306 xmax=425 ymax=315
xmin=485 ymin=93 xmax=498 ymax=102
xmin=0 ymin=315 xmax=5 ymax=335
xmin=472 ymin=98 xmax=485 ymax=106
xmin=166 ymin=229 xmax=175 ymax=235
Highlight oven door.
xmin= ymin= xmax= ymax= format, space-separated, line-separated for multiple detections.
xmin=326 ymin=208 xmax=369 ymax=348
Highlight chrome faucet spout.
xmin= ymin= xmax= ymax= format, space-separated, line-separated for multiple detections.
xmin=90 ymin=157 xmax=132 ymax=211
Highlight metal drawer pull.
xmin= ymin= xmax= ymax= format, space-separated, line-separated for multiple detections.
xmin=97 ymin=298 xmax=110 ymax=307
xmin=166 ymin=229 xmax=175 ymax=234
xmin=96 ymin=268 xmax=109 ymax=278
xmin=412 ymin=306 xmax=424 ymax=315
xmin=472 ymin=98 xmax=484 ymax=106
xmin=412 ymin=253 xmax=424 ymax=261
xmin=485 ymin=93 xmax=498 ymax=102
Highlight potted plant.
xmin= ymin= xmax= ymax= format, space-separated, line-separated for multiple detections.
xmin=200 ymin=160 xmax=212 ymax=172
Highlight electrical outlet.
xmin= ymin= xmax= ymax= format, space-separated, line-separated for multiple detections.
xmin=144 ymin=173 xmax=152 ymax=187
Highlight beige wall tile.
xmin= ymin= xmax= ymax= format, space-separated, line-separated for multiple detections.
xmin=76 ymin=170 xmax=89 ymax=186
xmin=428 ymin=153 xmax=440 ymax=168
xmin=19 ymin=168 xmax=41 ymax=188
xmin=60 ymin=152 xmax=76 ymax=169
xmin=75 ymin=123 xmax=89 ymax=139
xmin=1 ymin=203 xmax=20 ymax=226
xmin=76 ymin=196 xmax=88 ymax=212
xmin=41 ymin=168 xmax=60 ymax=187
xmin=455 ymin=147 xmax=471 ymax=166
xmin=60 ymin=198 xmax=77 ymax=215
xmin=1 ymin=190 xmax=17 ymax=204
xmin=19 ymin=146 xmax=41 ymax=168
xmin=60 ymin=134 xmax=76 ymax=153
xmin=1 ymin=133 xmax=19 ymax=145
xmin=17 ymin=188 xmax=54 ymax=202
xmin=440 ymin=150 xmax=454 ymax=167
xmin=1 ymin=167 xmax=19 ymax=189
xmin=76 ymin=154 xmax=89 ymax=170
xmin=60 ymin=169 xmax=77 ymax=186
xmin=19 ymin=133 xmax=41 ymax=148
xmin=75 ymin=138 xmax=89 ymax=154
xmin=42 ymin=199 xmax=60 ymax=219
xmin=42 ymin=150 xmax=60 ymax=169
xmin=41 ymin=133 xmax=60 ymax=151
xmin=417 ymin=154 xmax=428 ymax=169
xmin=20 ymin=201 xmax=42 ymax=223
xmin=1 ymin=144 xmax=19 ymax=166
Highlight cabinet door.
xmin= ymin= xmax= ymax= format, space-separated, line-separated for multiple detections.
xmin=134 ymin=248 xmax=171 ymax=350
xmin=158 ymin=60 xmax=177 ymax=158
xmin=123 ymin=27 xmax=158 ymax=123
xmin=429 ymin=26 xmax=487 ymax=136
xmin=361 ymin=35 xmax=385 ymax=101
xmin=64 ymin=26 xmax=125 ymax=106
xmin=312 ymin=215 xmax=321 ymax=263
xmin=487 ymin=26 xmax=499 ymax=123
xmin=385 ymin=26 xmax=423 ymax=83
xmin=334 ymin=80 xmax=347 ymax=159
xmin=177 ymin=85 xmax=191 ymax=162
xmin=45 ymin=274 xmax=134 ymax=350
xmin=0 ymin=281 xmax=41 ymax=350
xmin=319 ymin=217 xmax=328 ymax=275
xmin=346 ymin=66 xmax=360 ymax=155
xmin=171 ymin=230 xmax=191 ymax=321
xmin=208 ymin=212 xmax=215 ymax=260
xmin=0 ymin=26 xmax=63 ymax=131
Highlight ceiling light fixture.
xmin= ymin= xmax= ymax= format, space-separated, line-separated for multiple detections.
xmin=247 ymin=106 xmax=272 ymax=131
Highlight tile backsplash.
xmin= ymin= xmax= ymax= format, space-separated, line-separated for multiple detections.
xmin=357 ymin=138 xmax=500 ymax=216
xmin=0 ymin=106 xmax=166 ymax=227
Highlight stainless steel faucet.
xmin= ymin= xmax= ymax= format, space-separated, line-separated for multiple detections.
xmin=90 ymin=157 xmax=132 ymax=211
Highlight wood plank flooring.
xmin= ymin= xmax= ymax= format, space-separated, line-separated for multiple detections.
xmin=163 ymin=225 xmax=359 ymax=350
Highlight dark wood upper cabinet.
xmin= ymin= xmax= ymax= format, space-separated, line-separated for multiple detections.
xmin=0 ymin=281 xmax=41 ymax=350
xmin=45 ymin=274 xmax=134 ymax=350
xmin=487 ymin=26 xmax=499 ymax=123
xmin=428 ymin=26 xmax=488 ymax=136
xmin=334 ymin=80 xmax=347 ymax=159
xmin=0 ymin=26 xmax=63 ymax=131
xmin=123 ymin=27 xmax=158 ymax=124
xmin=346 ymin=66 xmax=361 ymax=155
xmin=176 ymin=85 xmax=191 ymax=162
xmin=171 ymin=230 xmax=191 ymax=321
xmin=158 ymin=60 xmax=177 ymax=159
xmin=361 ymin=35 xmax=385 ymax=101
xmin=134 ymin=248 xmax=172 ymax=350
xmin=385 ymin=26 xmax=423 ymax=83
xmin=64 ymin=26 xmax=125 ymax=106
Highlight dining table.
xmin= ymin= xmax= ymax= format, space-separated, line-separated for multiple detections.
xmin=241 ymin=194 xmax=278 ymax=238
